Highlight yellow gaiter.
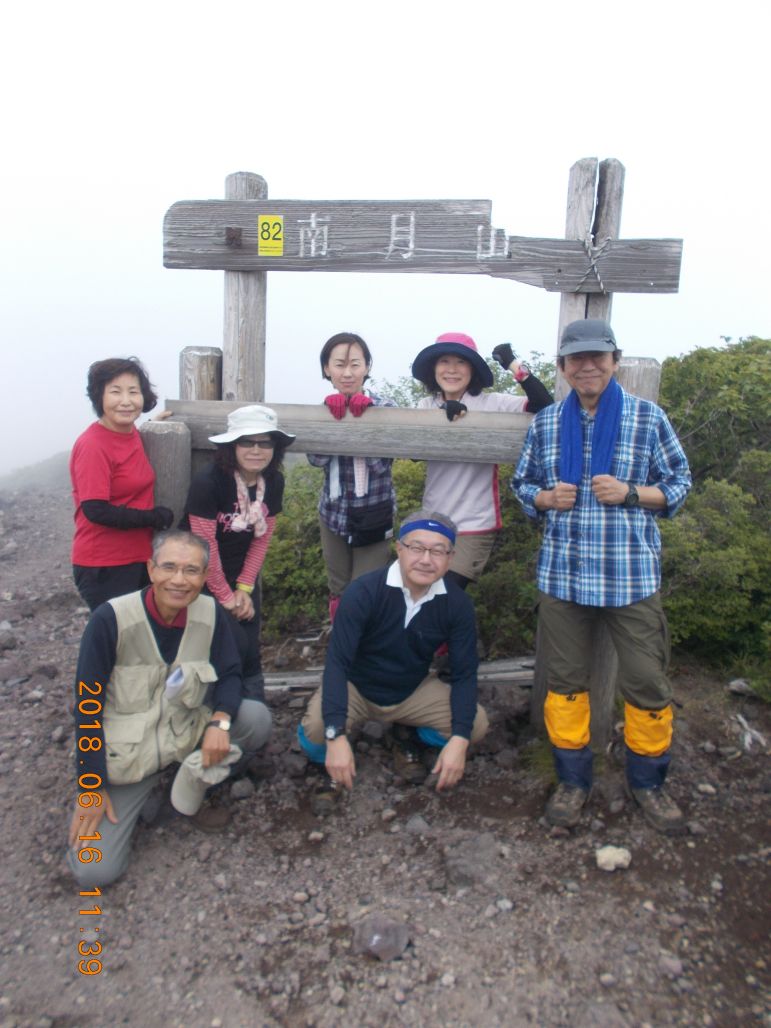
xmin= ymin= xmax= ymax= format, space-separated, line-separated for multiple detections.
xmin=624 ymin=702 xmax=673 ymax=757
xmin=544 ymin=691 xmax=591 ymax=749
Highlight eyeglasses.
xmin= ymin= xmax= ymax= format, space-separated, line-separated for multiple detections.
xmin=153 ymin=562 xmax=206 ymax=578
xmin=235 ymin=437 xmax=275 ymax=449
xmin=400 ymin=542 xmax=453 ymax=559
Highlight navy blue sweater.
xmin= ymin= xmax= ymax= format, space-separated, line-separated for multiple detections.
xmin=322 ymin=566 xmax=479 ymax=738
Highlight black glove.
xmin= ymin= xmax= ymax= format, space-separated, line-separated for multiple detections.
xmin=442 ymin=400 xmax=467 ymax=422
xmin=150 ymin=506 xmax=175 ymax=531
xmin=492 ymin=343 xmax=516 ymax=370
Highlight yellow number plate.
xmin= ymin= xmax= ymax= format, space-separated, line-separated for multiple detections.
xmin=258 ymin=215 xmax=284 ymax=256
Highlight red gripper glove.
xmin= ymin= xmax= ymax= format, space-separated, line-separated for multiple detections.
xmin=348 ymin=393 xmax=374 ymax=417
xmin=324 ymin=394 xmax=348 ymax=420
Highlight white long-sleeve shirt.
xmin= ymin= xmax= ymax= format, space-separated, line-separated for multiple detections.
xmin=417 ymin=392 xmax=528 ymax=533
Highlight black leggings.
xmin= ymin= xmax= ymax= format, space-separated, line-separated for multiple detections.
xmin=73 ymin=563 xmax=150 ymax=611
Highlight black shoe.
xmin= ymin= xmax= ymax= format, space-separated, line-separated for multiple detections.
xmin=390 ymin=726 xmax=429 ymax=785
xmin=310 ymin=776 xmax=342 ymax=816
xmin=626 ymin=782 xmax=686 ymax=834
xmin=545 ymin=783 xmax=590 ymax=828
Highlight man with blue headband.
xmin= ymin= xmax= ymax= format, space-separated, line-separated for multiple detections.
xmin=297 ymin=509 xmax=488 ymax=813
xmin=512 ymin=319 xmax=691 ymax=834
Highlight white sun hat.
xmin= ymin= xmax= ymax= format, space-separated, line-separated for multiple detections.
xmin=208 ymin=405 xmax=296 ymax=444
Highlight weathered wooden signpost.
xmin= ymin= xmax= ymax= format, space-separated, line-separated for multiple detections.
xmin=145 ymin=158 xmax=682 ymax=746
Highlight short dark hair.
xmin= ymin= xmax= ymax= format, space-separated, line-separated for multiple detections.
xmin=557 ymin=350 xmax=622 ymax=371
xmin=415 ymin=358 xmax=486 ymax=398
xmin=151 ymin=529 xmax=210 ymax=569
xmin=319 ymin=332 xmax=372 ymax=381
xmin=86 ymin=357 xmax=158 ymax=415
xmin=213 ymin=436 xmax=291 ymax=477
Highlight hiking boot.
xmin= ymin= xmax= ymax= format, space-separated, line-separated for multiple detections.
xmin=389 ymin=726 xmax=429 ymax=785
xmin=189 ymin=802 xmax=231 ymax=833
xmin=544 ymin=783 xmax=590 ymax=828
xmin=310 ymin=776 xmax=342 ymax=817
xmin=627 ymin=785 xmax=686 ymax=835
xmin=393 ymin=743 xmax=429 ymax=785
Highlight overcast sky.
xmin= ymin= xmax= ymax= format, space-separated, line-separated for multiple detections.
xmin=1 ymin=0 xmax=768 ymax=475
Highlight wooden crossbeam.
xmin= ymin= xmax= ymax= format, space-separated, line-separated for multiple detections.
xmin=163 ymin=198 xmax=681 ymax=293
xmin=494 ymin=237 xmax=682 ymax=293
xmin=165 ymin=399 xmax=533 ymax=464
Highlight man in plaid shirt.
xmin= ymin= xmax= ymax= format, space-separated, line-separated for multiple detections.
xmin=512 ymin=319 xmax=691 ymax=833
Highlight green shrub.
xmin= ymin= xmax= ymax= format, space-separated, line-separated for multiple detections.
xmin=660 ymin=337 xmax=770 ymax=484
xmin=660 ymin=478 xmax=770 ymax=663
xmin=261 ymin=463 xmax=327 ymax=638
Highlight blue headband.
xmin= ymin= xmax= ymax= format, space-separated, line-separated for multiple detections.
xmin=398 ymin=519 xmax=456 ymax=545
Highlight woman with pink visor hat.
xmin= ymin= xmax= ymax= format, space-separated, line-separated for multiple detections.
xmin=411 ymin=333 xmax=553 ymax=589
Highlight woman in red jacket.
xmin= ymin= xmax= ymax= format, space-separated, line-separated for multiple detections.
xmin=70 ymin=357 xmax=173 ymax=610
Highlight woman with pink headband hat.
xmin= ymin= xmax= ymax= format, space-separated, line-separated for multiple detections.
xmin=411 ymin=333 xmax=553 ymax=589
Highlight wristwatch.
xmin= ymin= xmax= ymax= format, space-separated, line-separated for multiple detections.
xmin=207 ymin=718 xmax=232 ymax=732
xmin=325 ymin=725 xmax=345 ymax=741
xmin=624 ymin=484 xmax=640 ymax=508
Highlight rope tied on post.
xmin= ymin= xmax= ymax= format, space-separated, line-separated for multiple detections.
xmin=574 ymin=236 xmax=611 ymax=294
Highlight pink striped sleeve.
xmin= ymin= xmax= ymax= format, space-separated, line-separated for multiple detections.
xmin=237 ymin=516 xmax=276 ymax=587
xmin=188 ymin=514 xmax=234 ymax=605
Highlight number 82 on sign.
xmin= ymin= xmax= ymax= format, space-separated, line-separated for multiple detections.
xmin=258 ymin=215 xmax=283 ymax=256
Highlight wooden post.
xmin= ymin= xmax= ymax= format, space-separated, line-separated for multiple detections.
xmin=586 ymin=159 xmax=625 ymax=321
xmin=575 ymin=158 xmax=626 ymax=748
xmin=223 ymin=172 xmax=267 ymax=402
xmin=140 ymin=420 xmax=192 ymax=524
xmin=555 ymin=158 xmax=625 ymax=399
xmin=180 ymin=346 xmax=222 ymax=401
xmin=555 ymin=158 xmax=597 ymax=401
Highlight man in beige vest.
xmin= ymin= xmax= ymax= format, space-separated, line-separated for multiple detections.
xmin=67 ymin=530 xmax=272 ymax=887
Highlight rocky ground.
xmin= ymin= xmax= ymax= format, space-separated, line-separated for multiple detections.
xmin=0 ymin=480 xmax=769 ymax=1028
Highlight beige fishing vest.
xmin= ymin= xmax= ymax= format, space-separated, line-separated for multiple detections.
xmin=103 ymin=591 xmax=218 ymax=785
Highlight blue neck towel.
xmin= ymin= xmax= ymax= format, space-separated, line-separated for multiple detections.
xmin=559 ymin=376 xmax=622 ymax=485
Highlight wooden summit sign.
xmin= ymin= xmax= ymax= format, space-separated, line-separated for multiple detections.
xmin=163 ymin=198 xmax=682 ymax=293
xmin=152 ymin=160 xmax=682 ymax=747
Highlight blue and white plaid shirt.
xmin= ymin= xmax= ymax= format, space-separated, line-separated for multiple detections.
xmin=308 ymin=392 xmax=396 ymax=536
xmin=512 ymin=388 xmax=691 ymax=607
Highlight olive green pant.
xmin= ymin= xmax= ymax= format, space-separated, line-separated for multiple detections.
xmin=537 ymin=591 xmax=672 ymax=710
xmin=319 ymin=519 xmax=392 ymax=596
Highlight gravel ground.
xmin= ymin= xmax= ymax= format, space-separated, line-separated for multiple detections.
xmin=0 ymin=484 xmax=769 ymax=1028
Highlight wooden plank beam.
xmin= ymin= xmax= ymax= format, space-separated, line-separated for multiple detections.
xmin=163 ymin=197 xmax=681 ymax=292
xmin=165 ymin=399 xmax=533 ymax=464
xmin=495 ymin=238 xmax=681 ymax=293
xmin=164 ymin=198 xmax=494 ymax=270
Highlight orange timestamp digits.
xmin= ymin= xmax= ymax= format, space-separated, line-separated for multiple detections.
xmin=75 ymin=681 xmax=104 ymax=975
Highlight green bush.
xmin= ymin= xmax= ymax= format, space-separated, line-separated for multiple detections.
xmin=261 ymin=463 xmax=327 ymax=638
xmin=453 ymin=465 xmax=541 ymax=656
xmin=660 ymin=337 xmax=770 ymax=484
xmin=660 ymin=478 xmax=770 ymax=661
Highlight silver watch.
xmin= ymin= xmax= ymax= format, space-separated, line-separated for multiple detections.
xmin=207 ymin=718 xmax=232 ymax=732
